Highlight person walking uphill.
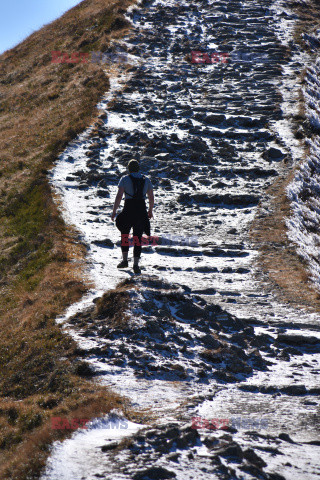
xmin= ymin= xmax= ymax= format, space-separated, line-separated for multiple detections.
xmin=111 ymin=160 xmax=154 ymax=274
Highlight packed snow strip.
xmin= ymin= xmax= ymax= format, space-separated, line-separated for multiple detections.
xmin=270 ymin=1 xmax=310 ymax=168
xmin=41 ymin=413 xmax=144 ymax=480
xmin=286 ymin=53 xmax=320 ymax=291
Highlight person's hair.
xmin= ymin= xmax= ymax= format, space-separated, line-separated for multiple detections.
xmin=128 ymin=159 xmax=140 ymax=173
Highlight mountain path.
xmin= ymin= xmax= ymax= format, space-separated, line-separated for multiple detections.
xmin=41 ymin=0 xmax=320 ymax=479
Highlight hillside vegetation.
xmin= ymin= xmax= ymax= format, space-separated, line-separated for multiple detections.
xmin=0 ymin=1 xmax=138 ymax=478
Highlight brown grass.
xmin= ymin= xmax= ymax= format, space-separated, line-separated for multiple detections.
xmin=250 ymin=166 xmax=320 ymax=311
xmin=0 ymin=0 xmax=139 ymax=478
xmin=95 ymin=280 xmax=132 ymax=326
xmin=251 ymin=0 xmax=320 ymax=312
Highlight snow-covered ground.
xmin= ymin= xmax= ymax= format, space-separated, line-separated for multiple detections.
xmin=41 ymin=0 xmax=320 ymax=479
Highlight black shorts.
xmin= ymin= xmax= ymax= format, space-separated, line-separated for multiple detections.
xmin=115 ymin=199 xmax=150 ymax=236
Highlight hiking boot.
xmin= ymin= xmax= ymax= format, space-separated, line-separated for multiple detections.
xmin=133 ymin=264 xmax=141 ymax=274
xmin=117 ymin=260 xmax=128 ymax=269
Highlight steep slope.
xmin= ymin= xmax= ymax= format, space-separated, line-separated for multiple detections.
xmin=39 ymin=0 xmax=320 ymax=479
xmin=0 ymin=1 xmax=139 ymax=479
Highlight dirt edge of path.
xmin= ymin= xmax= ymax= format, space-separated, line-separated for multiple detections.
xmin=250 ymin=1 xmax=320 ymax=313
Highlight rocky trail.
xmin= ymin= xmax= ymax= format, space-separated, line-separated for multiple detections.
xmin=41 ymin=0 xmax=320 ymax=479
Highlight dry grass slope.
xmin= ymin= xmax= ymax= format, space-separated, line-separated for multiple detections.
xmin=0 ymin=0 xmax=138 ymax=478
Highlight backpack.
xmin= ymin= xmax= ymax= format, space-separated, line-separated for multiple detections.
xmin=126 ymin=174 xmax=146 ymax=200
xmin=116 ymin=174 xmax=150 ymax=235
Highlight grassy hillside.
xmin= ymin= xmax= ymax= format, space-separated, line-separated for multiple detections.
xmin=0 ymin=1 xmax=139 ymax=478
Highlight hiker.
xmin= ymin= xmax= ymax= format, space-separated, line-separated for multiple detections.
xmin=111 ymin=159 xmax=154 ymax=274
